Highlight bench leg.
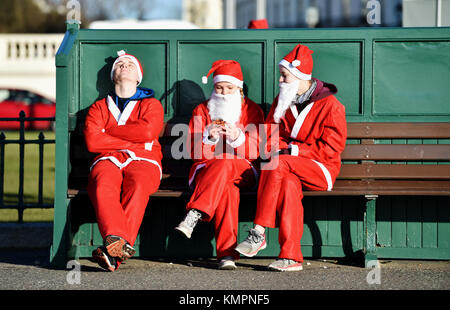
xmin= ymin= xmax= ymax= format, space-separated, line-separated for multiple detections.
xmin=363 ymin=195 xmax=378 ymax=267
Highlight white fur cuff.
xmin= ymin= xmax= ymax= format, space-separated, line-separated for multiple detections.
xmin=203 ymin=128 xmax=219 ymax=145
xmin=227 ymin=128 xmax=245 ymax=148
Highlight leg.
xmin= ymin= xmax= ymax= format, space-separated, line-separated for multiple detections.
xmin=186 ymin=159 xmax=237 ymax=221
xmin=87 ymin=160 xmax=128 ymax=240
xmin=121 ymin=161 xmax=161 ymax=246
xmin=276 ymin=173 xmax=304 ymax=262
xmin=213 ymin=184 xmax=240 ymax=260
xmin=187 ymin=159 xmax=255 ymax=220
xmin=254 ymin=156 xmax=329 ymax=262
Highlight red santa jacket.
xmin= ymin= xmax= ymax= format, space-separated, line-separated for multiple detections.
xmin=265 ymin=78 xmax=347 ymax=190
xmin=187 ymin=97 xmax=265 ymax=186
xmin=84 ymin=89 xmax=164 ymax=178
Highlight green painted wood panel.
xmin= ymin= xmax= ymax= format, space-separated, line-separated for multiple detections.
xmin=78 ymin=43 xmax=168 ymax=112
xmin=375 ymin=196 xmax=450 ymax=258
xmin=422 ymin=197 xmax=438 ymax=249
xmin=52 ymin=25 xmax=450 ymax=266
xmin=373 ymin=41 xmax=450 ymax=116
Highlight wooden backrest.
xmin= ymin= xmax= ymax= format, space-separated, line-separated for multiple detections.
xmin=339 ymin=123 xmax=450 ymax=180
xmin=68 ymin=122 xmax=450 ymax=191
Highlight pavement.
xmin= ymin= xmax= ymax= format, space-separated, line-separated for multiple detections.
xmin=0 ymin=223 xmax=448 ymax=307
xmin=0 ymin=248 xmax=448 ymax=290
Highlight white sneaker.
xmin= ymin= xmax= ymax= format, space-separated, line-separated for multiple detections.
xmin=175 ymin=209 xmax=202 ymax=239
xmin=218 ymin=256 xmax=237 ymax=270
xmin=235 ymin=228 xmax=266 ymax=257
xmin=268 ymin=259 xmax=303 ymax=272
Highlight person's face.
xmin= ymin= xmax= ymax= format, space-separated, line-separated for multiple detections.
xmin=214 ymin=81 xmax=239 ymax=95
xmin=279 ymin=66 xmax=311 ymax=95
xmin=279 ymin=66 xmax=298 ymax=84
xmin=113 ymin=57 xmax=139 ymax=85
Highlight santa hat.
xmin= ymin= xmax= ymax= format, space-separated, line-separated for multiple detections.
xmin=202 ymin=60 xmax=243 ymax=88
xmin=248 ymin=19 xmax=269 ymax=29
xmin=279 ymin=44 xmax=314 ymax=80
xmin=110 ymin=50 xmax=144 ymax=85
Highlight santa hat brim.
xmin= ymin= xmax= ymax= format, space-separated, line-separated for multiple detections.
xmin=212 ymin=74 xmax=243 ymax=88
xmin=279 ymin=59 xmax=311 ymax=80
xmin=111 ymin=55 xmax=143 ymax=85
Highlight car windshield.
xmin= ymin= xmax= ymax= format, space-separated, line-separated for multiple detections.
xmin=0 ymin=89 xmax=53 ymax=105
xmin=0 ymin=89 xmax=9 ymax=102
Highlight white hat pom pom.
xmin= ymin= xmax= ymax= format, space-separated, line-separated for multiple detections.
xmin=202 ymin=76 xmax=208 ymax=84
xmin=292 ymin=59 xmax=301 ymax=67
xmin=117 ymin=50 xmax=126 ymax=56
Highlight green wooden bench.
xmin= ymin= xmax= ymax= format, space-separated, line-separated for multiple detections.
xmin=66 ymin=121 xmax=450 ymax=266
xmin=50 ymin=22 xmax=450 ymax=268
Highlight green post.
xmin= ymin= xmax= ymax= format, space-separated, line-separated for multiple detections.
xmin=364 ymin=195 xmax=378 ymax=267
xmin=49 ymin=20 xmax=80 ymax=268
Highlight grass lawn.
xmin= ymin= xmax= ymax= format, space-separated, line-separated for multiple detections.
xmin=0 ymin=130 xmax=55 ymax=222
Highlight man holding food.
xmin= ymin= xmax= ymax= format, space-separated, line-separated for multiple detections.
xmin=175 ymin=59 xmax=264 ymax=270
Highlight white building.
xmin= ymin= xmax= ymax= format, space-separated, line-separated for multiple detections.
xmin=183 ymin=0 xmax=224 ymax=29
xmin=0 ymin=34 xmax=63 ymax=100
xmin=403 ymin=0 xmax=450 ymax=26
xmin=225 ymin=0 xmax=450 ymax=28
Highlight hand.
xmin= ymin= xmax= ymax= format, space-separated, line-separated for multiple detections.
xmin=208 ymin=124 xmax=222 ymax=140
xmin=223 ymin=122 xmax=241 ymax=141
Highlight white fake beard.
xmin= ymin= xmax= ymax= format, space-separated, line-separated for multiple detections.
xmin=207 ymin=89 xmax=242 ymax=124
xmin=273 ymin=80 xmax=300 ymax=123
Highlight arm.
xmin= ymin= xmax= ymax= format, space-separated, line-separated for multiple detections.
xmin=105 ymin=98 xmax=164 ymax=143
xmin=188 ymin=105 xmax=216 ymax=162
xmin=84 ymin=101 xmax=143 ymax=154
xmin=290 ymin=102 xmax=347 ymax=160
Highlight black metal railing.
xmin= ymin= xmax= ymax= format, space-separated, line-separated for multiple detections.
xmin=0 ymin=111 xmax=55 ymax=223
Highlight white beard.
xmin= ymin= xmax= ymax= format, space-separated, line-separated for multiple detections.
xmin=273 ymin=80 xmax=300 ymax=123
xmin=207 ymin=89 xmax=242 ymax=124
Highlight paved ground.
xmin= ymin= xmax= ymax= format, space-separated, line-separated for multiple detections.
xmin=0 ymin=249 xmax=448 ymax=291
xmin=0 ymin=249 xmax=448 ymax=308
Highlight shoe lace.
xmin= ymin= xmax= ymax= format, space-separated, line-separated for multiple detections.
xmin=185 ymin=210 xmax=201 ymax=227
xmin=245 ymin=229 xmax=263 ymax=244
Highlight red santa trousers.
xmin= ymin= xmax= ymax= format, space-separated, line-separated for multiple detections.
xmin=187 ymin=158 xmax=256 ymax=260
xmin=87 ymin=160 xmax=161 ymax=246
xmin=255 ymin=155 xmax=330 ymax=263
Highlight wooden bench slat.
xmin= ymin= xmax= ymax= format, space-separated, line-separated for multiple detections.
xmin=339 ymin=164 xmax=450 ymax=180
xmin=306 ymin=180 xmax=450 ymax=196
xmin=68 ymin=179 xmax=450 ymax=199
xmin=67 ymin=122 xmax=450 ymax=200
xmin=347 ymin=123 xmax=450 ymax=139
xmin=342 ymin=144 xmax=450 ymax=161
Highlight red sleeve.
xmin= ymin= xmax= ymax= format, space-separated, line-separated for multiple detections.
xmin=84 ymin=101 xmax=143 ymax=154
xmin=188 ymin=104 xmax=215 ymax=162
xmin=105 ymin=98 xmax=164 ymax=143
xmin=291 ymin=101 xmax=347 ymax=160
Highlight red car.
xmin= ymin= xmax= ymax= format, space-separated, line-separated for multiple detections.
xmin=0 ymin=88 xmax=56 ymax=130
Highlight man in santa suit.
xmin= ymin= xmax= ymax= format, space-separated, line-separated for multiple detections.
xmin=235 ymin=44 xmax=347 ymax=271
xmin=175 ymin=60 xmax=264 ymax=270
xmin=84 ymin=50 xmax=164 ymax=271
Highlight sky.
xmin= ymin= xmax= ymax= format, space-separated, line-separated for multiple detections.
xmin=144 ymin=0 xmax=182 ymax=20
xmin=82 ymin=0 xmax=183 ymax=21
